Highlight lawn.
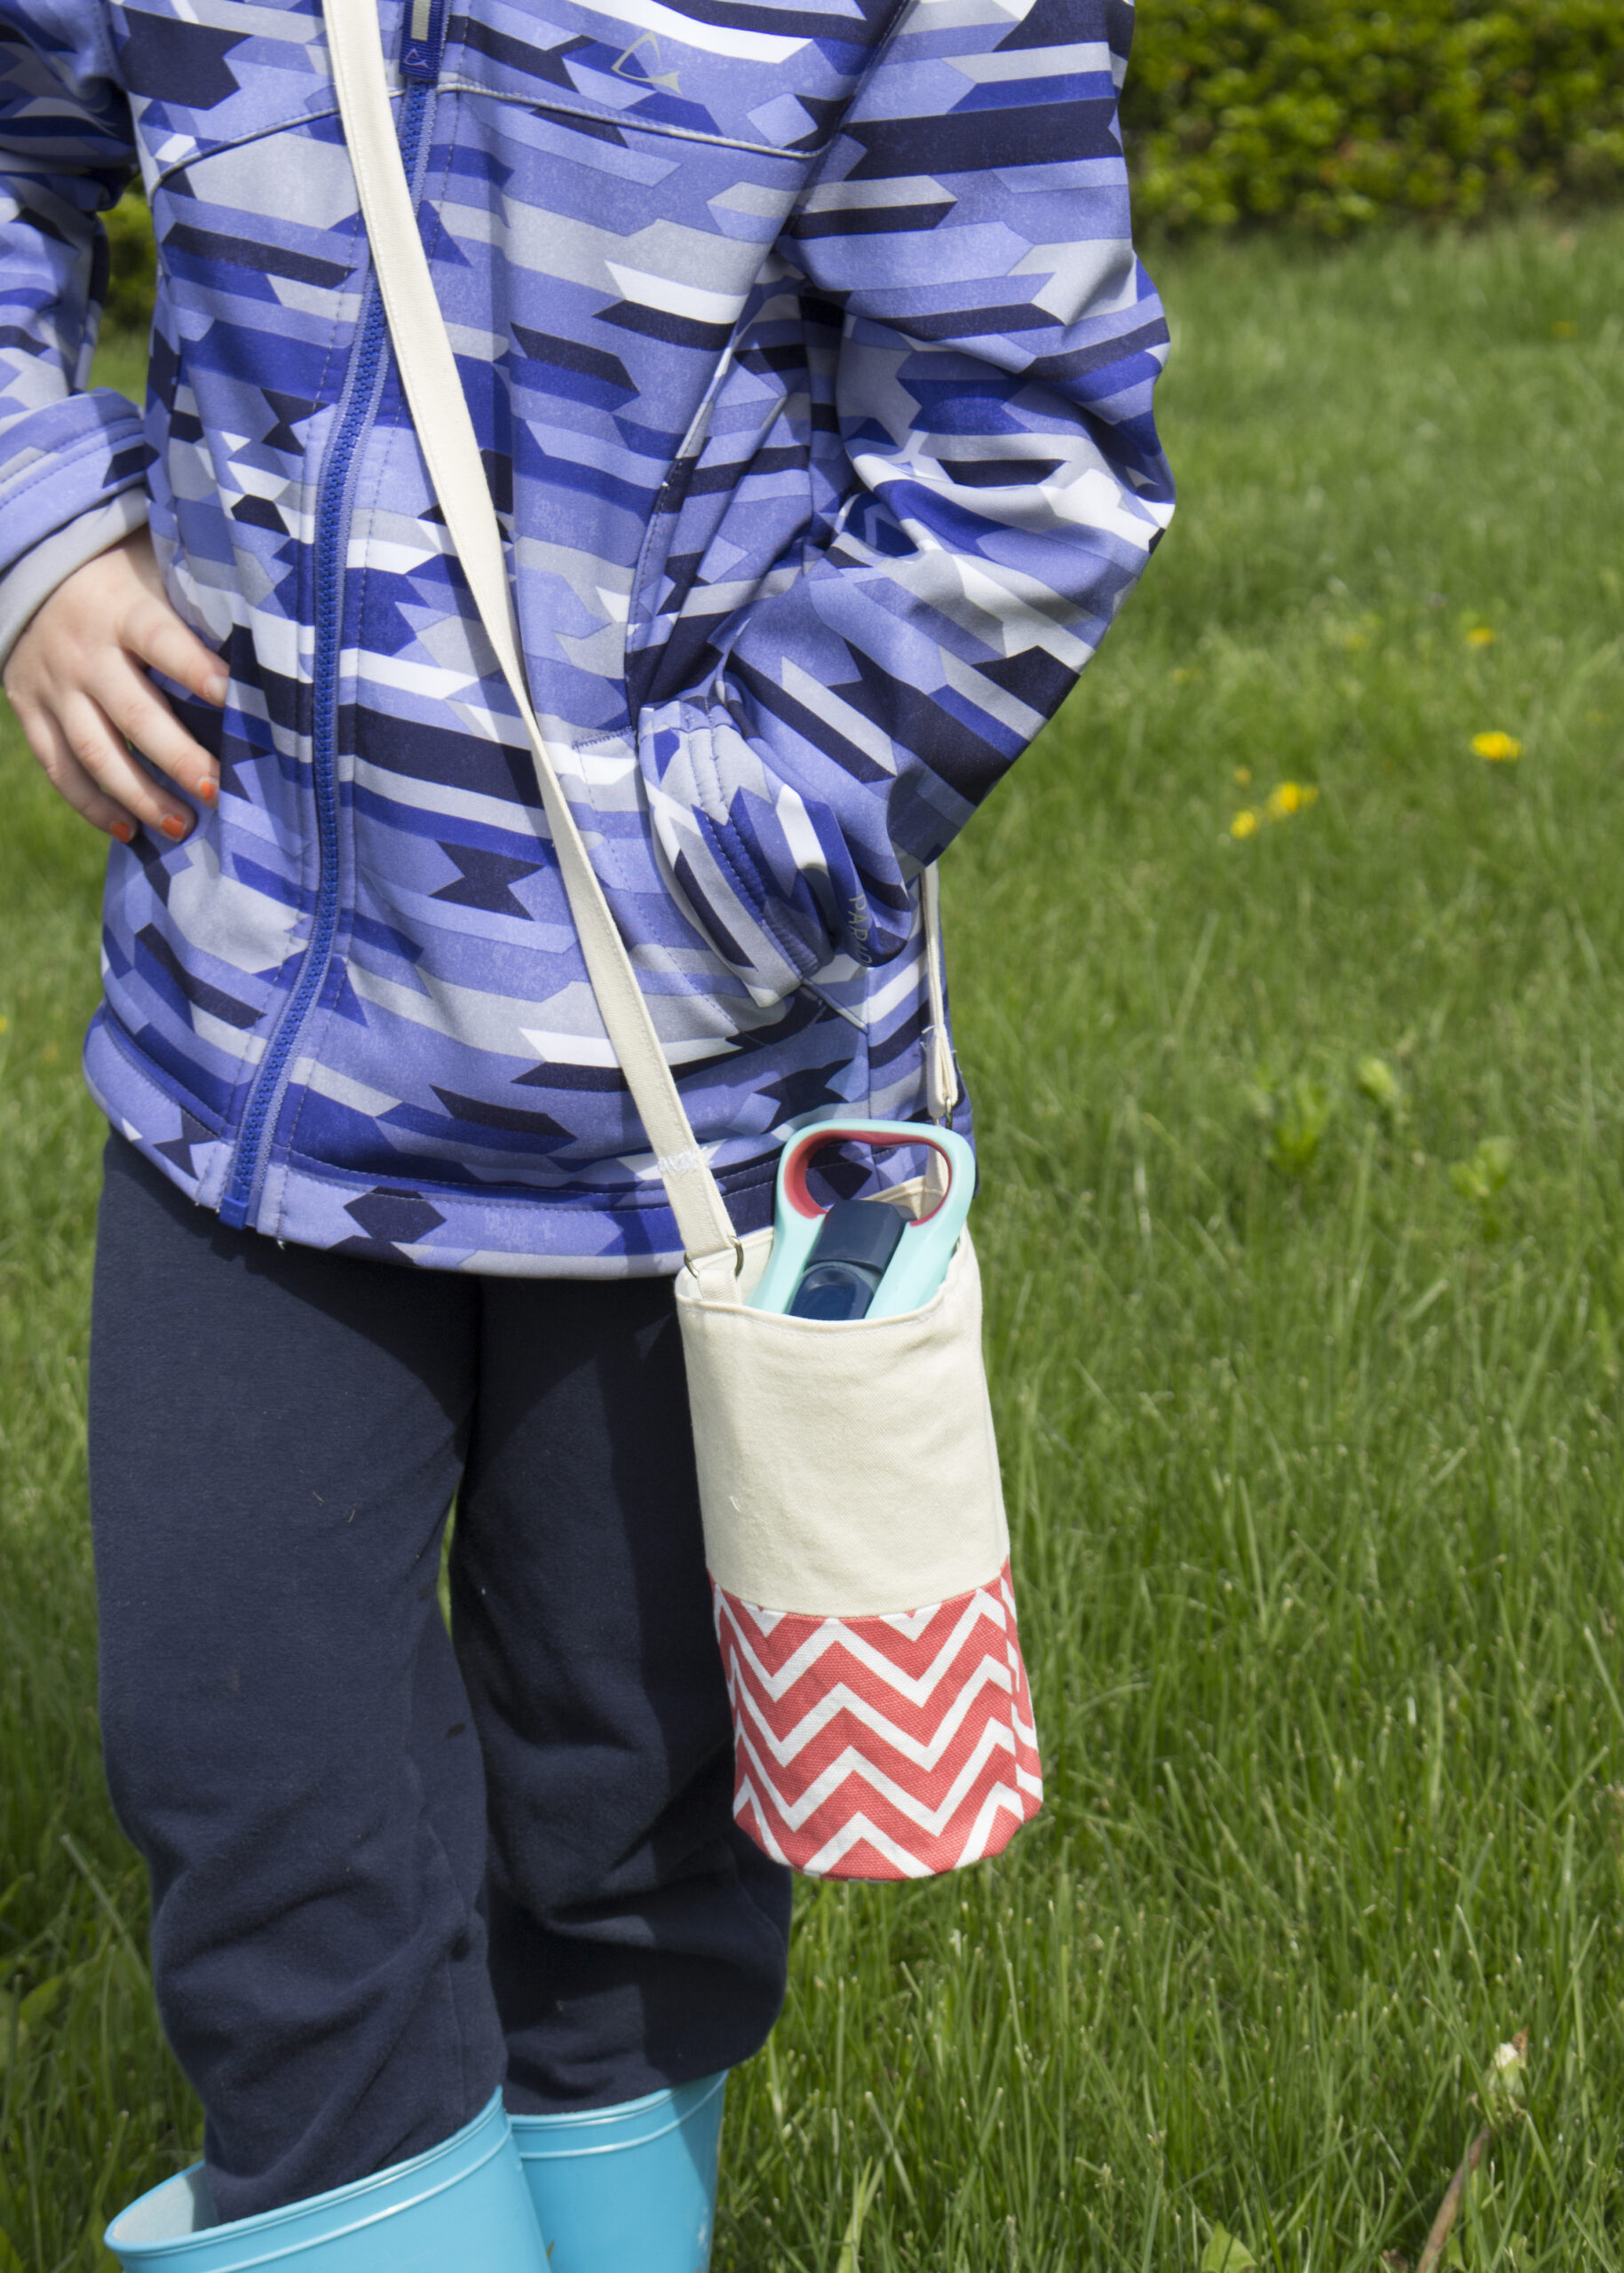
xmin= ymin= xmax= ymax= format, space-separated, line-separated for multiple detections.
xmin=4 ymin=210 xmax=1624 ymax=2269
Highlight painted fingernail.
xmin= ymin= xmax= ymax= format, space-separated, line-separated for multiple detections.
xmin=196 ymin=777 xmax=218 ymax=805
xmin=204 ymin=674 xmax=229 ymax=704
xmin=112 ymin=820 xmax=135 ymax=843
xmin=160 ymin=813 xmax=188 ymax=841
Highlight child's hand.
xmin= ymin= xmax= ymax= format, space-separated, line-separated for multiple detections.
xmin=2 ymin=529 xmax=227 ymax=843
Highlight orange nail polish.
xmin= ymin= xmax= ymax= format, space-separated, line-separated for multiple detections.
xmin=197 ymin=778 xmax=218 ymax=805
xmin=112 ymin=820 xmax=134 ymax=843
xmin=160 ymin=813 xmax=187 ymax=841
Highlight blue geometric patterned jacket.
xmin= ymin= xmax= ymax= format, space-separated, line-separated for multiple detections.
xmin=0 ymin=0 xmax=1173 ymax=1274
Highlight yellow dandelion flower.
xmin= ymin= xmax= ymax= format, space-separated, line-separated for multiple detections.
xmin=1552 ymin=320 xmax=1579 ymax=340
xmin=1230 ymin=809 xmax=1260 ymax=840
xmin=1265 ymin=780 xmax=1318 ymax=819
xmin=1465 ymin=626 xmax=1495 ymax=648
xmin=1343 ymin=630 xmax=1369 ymax=654
xmin=1472 ymin=731 xmax=1522 ymax=763
xmin=1233 ymin=765 xmax=1252 ymax=786
xmin=0 ymin=1014 xmax=8 ymax=1034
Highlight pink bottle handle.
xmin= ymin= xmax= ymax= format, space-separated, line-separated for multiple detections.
xmin=778 ymin=1123 xmax=960 ymax=1224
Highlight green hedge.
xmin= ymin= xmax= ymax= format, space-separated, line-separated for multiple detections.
xmin=1125 ymin=1 xmax=1624 ymax=233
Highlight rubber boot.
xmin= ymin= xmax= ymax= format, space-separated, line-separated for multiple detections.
xmin=104 ymin=2089 xmax=547 ymax=2271
xmin=510 ymin=2071 xmax=727 ymax=2273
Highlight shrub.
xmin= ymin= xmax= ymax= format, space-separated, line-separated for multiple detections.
xmin=1125 ymin=0 xmax=1624 ymax=233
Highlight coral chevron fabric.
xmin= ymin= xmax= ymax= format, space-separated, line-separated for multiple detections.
xmin=715 ymin=1563 xmax=1042 ymax=1877
xmin=0 ymin=0 xmax=1174 ymax=1271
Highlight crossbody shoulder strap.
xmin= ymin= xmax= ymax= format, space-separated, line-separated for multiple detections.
xmin=920 ymin=862 xmax=958 ymax=1124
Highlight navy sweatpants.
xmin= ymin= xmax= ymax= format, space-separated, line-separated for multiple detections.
xmin=88 ymin=1136 xmax=790 ymax=2227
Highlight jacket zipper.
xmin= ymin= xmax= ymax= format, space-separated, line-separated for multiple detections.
xmin=220 ymin=75 xmax=432 ymax=1228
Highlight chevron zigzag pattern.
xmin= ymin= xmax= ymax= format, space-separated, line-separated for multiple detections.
xmin=713 ymin=1563 xmax=1042 ymax=1881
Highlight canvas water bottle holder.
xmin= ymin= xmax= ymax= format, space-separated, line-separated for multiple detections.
xmin=322 ymin=0 xmax=1042 ymax=1877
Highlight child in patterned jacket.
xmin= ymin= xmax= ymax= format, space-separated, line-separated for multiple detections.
xmin=0 ymin=0 xmax=1172 ymax=2260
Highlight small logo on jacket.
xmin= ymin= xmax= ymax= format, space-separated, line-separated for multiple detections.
xmin=848 ymin=892 xmax=873 ymax=963
xmin=611 ymin=35 xmax=682 ymax=91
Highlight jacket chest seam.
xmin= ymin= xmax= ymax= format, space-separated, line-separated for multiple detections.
xmin=431 ymin=72 xmax=829 ymax=162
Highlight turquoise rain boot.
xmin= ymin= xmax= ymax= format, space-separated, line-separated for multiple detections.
xmin=510 ymin=2071 xmax=727 ymax=2273
xmin=104 ymin=2089 xmax=547 ymax=2272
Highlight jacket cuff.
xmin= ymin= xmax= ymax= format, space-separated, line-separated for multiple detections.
xmin=0 ymin=487 xmax=149 ymax=673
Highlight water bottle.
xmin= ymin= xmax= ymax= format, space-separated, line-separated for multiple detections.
xmin=748 ymin=1119 xmax=976 ymax=1320
xmin=786 ymin=1198 xmax=905 ymax=1320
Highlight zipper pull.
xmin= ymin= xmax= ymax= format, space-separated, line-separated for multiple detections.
xmin=400 ymin=0 xmax=446 ymax=85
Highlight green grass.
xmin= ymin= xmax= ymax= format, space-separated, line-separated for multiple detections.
xmin=4 ymin=220 xmax=1624 ymax=2267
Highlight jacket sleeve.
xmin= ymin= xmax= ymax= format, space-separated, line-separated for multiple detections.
xmin=0 ymin=0 xmax=147 ymax=669
xmin=632 ymin=0 xmax=1174 ymax=1003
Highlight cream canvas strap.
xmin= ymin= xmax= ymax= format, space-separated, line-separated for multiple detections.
xmin=323 ymin=0 xmax=955 ymax=1266
xmin=919 ymin=862 xmax=958 ymax=1124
